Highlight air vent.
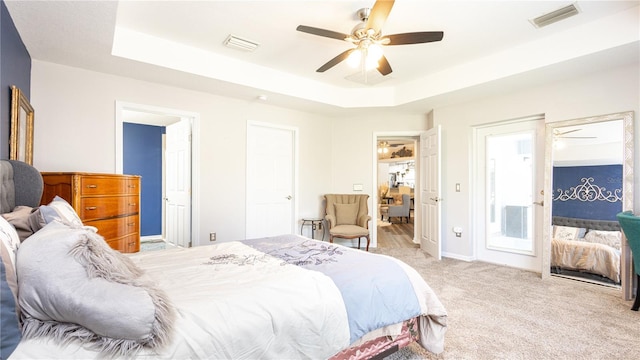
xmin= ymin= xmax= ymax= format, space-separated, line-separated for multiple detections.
xmin=530 ymin=3 xmax=580 ymax=28
xmin=223 ymin=34 xmax=260 ymax=52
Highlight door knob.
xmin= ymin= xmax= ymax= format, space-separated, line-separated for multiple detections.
xmin=286 ymin=195 xmax=292 ymax=200
xmin=533 ymin=201 xmax=544 ymax=206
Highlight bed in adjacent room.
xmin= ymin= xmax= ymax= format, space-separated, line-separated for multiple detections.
xmin=0 ymin=159 xmax=447 ymax=359
xmin=550 ymin=216 xmax=622 ymax=284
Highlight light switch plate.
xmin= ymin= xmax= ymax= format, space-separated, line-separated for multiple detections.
xmin=353 ymin=184 xmax=363 ymax=191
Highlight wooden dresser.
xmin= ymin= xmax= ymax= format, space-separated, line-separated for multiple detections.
xmin=40 ymin=172 xmax=141 ymax=253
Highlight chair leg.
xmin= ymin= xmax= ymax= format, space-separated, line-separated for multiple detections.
xmin=357 ymin=237 xmax=361 ymax=249
xmin=632 ymin=274 xmax=640 ymax=311
xmin=365 ymin=235 xmax=370 ymax=252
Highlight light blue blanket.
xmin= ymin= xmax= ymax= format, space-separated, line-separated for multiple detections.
xmin=244 ymin=235 xmax=421 ymax=343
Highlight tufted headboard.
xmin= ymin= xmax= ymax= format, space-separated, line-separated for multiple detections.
xmin=0 ymin=160 xmax=44 ymax=214
xmin=552 ymin=216 xmax=621 ymax=232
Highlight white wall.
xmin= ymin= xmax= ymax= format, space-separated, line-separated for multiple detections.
xmin=31 ymin=60 xmax=335 ymax=245
xmin=30 ymin=60 xmax=639 ymax=259
xmin=31 ymin=61 xmax=431 ymax=247
xmin=433 ymin=62 xmax=639 ymax=260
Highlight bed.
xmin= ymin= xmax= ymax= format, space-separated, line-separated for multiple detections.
xmin=550 ymin=216 xmax=622 ymax=284
xmin=0 ymin=160 xmax=447 ymax=359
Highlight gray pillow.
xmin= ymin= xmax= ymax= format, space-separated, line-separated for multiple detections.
xmin=17 ymin=222 xmax=174 ymax=357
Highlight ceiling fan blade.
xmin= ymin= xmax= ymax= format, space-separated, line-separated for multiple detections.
xmin=296 ymin=25 xmax=350 ymax=41
xmin=377 ymin=55 xmax=392 ymax=76
xmin=385 ymin=31 xmax=444 ymax=45
xmin=366 ymin=0 xmax=395 ymax=34
xmin=317 ymin=49 xmax=355 ymax=72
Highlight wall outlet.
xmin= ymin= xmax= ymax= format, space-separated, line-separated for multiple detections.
xmin=210 ymin=232 xmax=216 ymax=241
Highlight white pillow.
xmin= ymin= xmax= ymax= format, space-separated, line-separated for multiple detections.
xmin=0 ymin=217 xmax=20 ymax=278
xmin=553 ymin=225 xmax=586 ymax=241
xmin=0 ymin=217 xmax=20 ymax=307
xmin=583 ymin=230 xmax=622 ymax=250
xmin=40 ymin=196 xmax=83 ymax=227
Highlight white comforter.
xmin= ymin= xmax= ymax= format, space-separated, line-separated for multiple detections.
xmin=11 ymin=237 xmax=447 ymax=359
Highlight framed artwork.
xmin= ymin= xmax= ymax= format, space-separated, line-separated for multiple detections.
xmin=9 ymin=85 xmax=34 ymax=165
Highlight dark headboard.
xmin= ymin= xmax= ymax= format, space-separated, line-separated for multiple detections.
xmin=0 ymin=160 xmax=43 ymax=214
xmin=552 ymin=216 xmax=620 ymax=231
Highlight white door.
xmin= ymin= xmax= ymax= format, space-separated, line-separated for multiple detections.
xmin=421 ymin=126 xmax=442 ymax=259
xmin=165 ymin=118 xmax=191 ymax=247
xmin=475 ymin=118 xmax=544 ymax=271
xmin=246 ymin=122 xmax=296 ymax=239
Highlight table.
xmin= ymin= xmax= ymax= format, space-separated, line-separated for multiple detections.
xmin=300 ymin=218 xmax=324 ymax=240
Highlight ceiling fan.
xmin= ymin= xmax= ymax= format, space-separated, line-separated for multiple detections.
xmin=553 ymin=128 xmax=597 ymax=139
xmin=296 ymin=0 xmax=444 ymax=76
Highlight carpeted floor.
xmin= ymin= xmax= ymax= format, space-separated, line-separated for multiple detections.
xmin=372 ymin=247 xmax=640 ymax=359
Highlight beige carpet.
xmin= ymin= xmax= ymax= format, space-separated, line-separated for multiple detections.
xmin=371 ymin=247 xmax=640 ymax=360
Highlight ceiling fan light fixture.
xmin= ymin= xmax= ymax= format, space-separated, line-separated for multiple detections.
xmin=346 ymin=49 xmax=362 ymax=68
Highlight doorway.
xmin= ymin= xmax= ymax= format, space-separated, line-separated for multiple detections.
xmin=373 ymin=131 xmax=426 ymax=250
xmin=473 ymin=115 xmax=545 ymax=271
xmin=115 ymin=101 xmax=201 ymax=247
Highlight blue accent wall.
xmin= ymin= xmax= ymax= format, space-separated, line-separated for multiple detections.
xmin=123 ymin=123 xmax=165 ymax=236
xmin=1 ymin=0 xmax=31 ymax=159
xmin=552 ymin=165 xmax=622 ymax=221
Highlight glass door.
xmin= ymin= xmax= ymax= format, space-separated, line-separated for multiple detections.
xmin=486 ymin=132 xmax=534 ymax=254
xmin=474 ymin=116 xmax=544 ymax=272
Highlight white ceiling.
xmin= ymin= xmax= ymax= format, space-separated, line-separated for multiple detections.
xmin=5 ymin=0 xmax=639 ymax=116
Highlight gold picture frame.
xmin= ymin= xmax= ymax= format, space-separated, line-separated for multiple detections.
xmin=9 ymin=85 xmax=34 ymax=165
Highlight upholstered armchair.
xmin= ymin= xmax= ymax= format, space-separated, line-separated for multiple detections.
xmin=381 ymin=194 xmax=411 ymax=223
xmin=324 ymin=194 xmax=371 ymax=251
xmin=616 ymin=211 xmax=640 ymax=311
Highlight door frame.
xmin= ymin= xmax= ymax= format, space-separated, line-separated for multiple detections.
xmin=372 ymin=131 xmax=426 ymax=248
xmin=115 ymin=101 xmax=201 ymax=246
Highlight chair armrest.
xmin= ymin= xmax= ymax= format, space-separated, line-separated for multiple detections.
xmin=325 ymin=214 xmax=336 ymax=229
xmin=357 ymin=215 xmax=371 ymax=229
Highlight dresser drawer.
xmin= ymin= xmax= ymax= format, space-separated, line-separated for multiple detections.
xmin=80 ymin=177 xmax=139 ymax=196
xmin=79 ymin=196 xmax=139 ymax=221
xmin=106 ymin=233 xmax=140 ymax=253
xmin=86 ymin=215 xmax=138 ymax=240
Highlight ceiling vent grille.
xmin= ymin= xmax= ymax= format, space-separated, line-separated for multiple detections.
xmin=223 ymin=34 xmax=260 ymax=52
xmin=530 ymin=3 xmax=580 ymax=28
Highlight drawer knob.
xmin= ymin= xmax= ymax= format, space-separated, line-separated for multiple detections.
xmin=127 ymin=223 xmax=135 ymax=226
xmin=128 ymin=185 xmax=136 ymax=188
xmin=129 ymin=203 xmax=137 ymax=206
xmin=86 ymin=184 xmax=98 ymax=188
xmin=85 ymin=206 xmax=97 ymax=210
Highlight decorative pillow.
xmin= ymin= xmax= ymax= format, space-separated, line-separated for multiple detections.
xmin=2 ymin=205 xmax=35 ymax=241
xmin=553 ymin=225 xmax=586 ymax=241
xmin=0 ymin=216 xmax=20 ymax=301
xmin=17 ymin=222 xmax=174 ymax=357
xmin=583 ymin=230 xmax=622 ymax=250
xmin=30 ymin=196 xmax=83 ymax=231
xmin=335 ymin=203 xmax=358 ymax=225
xmin=1 ymin=260 xmax=21 ymax=359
